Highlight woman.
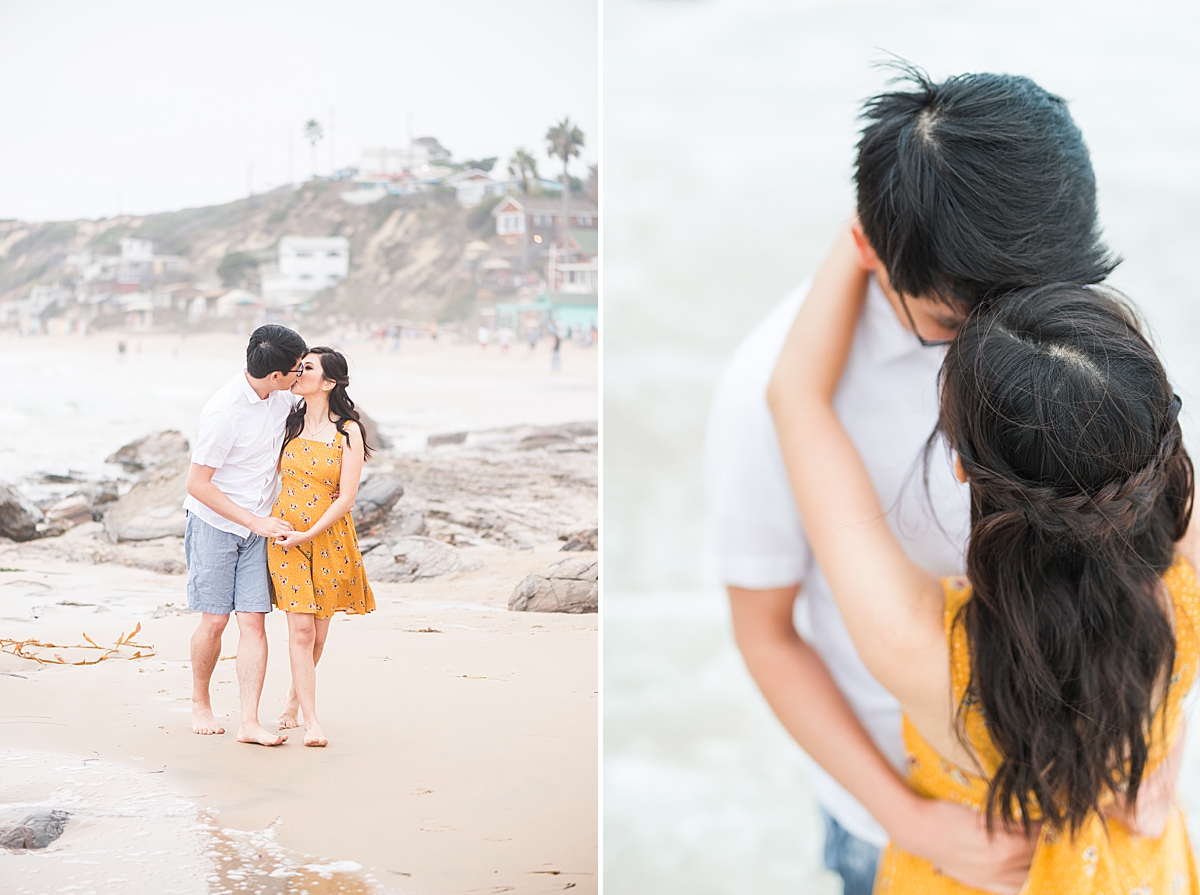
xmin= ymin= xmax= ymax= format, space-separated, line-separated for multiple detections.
xmin=767 ymin=226 xmax=1198 ymax=892
xmin=268 ymin=346 xmax=376 ymax=747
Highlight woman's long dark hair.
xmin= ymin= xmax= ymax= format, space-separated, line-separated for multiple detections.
xmin=282 ymin=347 xmax=373 ymax=459
xmin=939 ymin=284 xmax=1192 ymax=836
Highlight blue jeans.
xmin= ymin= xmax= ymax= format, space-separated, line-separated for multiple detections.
xmin=821 ymin=809 xmax=881 ymax=895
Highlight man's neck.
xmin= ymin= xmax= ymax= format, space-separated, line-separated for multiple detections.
xmin=244 ymin=371 xmax=276 ymax=401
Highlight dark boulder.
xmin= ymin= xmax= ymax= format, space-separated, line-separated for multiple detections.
xmin=558 ymin=527 xmax=598 ymax=552
xmin=0 ymin=484 xmax=44 ymax=541
xmin=352 ymin=476 xmax=404 ymax=531
xmin=0 ymin=810 xmax=70 ymax=850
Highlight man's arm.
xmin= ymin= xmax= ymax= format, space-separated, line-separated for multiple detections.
xmin=186 ymin=463 xmax=293 ymax=538
xmin=730 ymin=585 xmax=1037 ymax=895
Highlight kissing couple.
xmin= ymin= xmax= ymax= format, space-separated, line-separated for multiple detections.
xmin=708 ymin=66 xmax=1200 ymax=892
xmin=183 ymin=324 xmax=376 ymax=748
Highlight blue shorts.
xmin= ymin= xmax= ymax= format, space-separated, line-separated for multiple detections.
xmin=821 ymin=809 xmax=880 ymax=895
xmin=184 ymin=512 xmax=272 ymax=615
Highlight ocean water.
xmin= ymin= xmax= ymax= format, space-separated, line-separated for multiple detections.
xmin=0 ymin=750 xmax=389 ymax=895
xmin=604 ymin=0 xmax=1200 ymax=891
xmin=0 ymin=331 xmax=596 ymax=501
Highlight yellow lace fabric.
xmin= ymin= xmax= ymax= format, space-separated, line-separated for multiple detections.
xmin=267 ymin=432 xmax=376 ymax=620
xmin=875 ymin=556 xmax=1200 ymax=895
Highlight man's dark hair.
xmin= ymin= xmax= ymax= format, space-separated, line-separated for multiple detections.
xmin=246 ymin=324 xmax=307 ymax=378
xmin=855 ymin=63 xmax=1118 ymax=310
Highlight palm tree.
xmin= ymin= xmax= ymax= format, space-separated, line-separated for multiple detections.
xmin=545 ymin=117 xmax=585 ymax=250
xmin=303 ymin=119 xmax=324 ymax=180
xmin=507 ymin=148 xmax=539 ymax=194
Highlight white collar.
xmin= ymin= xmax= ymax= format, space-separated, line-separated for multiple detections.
xmin=859 ymin=275 xmax=946 ymax=366
xmin=240 ymin=371 xmax=268 ymax=404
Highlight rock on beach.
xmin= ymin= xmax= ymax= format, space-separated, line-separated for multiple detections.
xmin=0 ymin=483 xmax=44 ymax=541
xmin=558 ymin=527 xmax=598 ymax=552
xmin=509 ymin=557 xmax=598 ymax=614
xmin=351 ymin=476 xmax=404 ymax=531
xmin=0 ymin=810 xmax=70 ymax=851
xmin=363 ymin=536 xmax=482 ymax=583
xmin=105 ymin=430 xmax=190 ymax=472
xmin=101 ymin=429 xmax=193 ymax=543
xmin=103 ymin=456 xmax=190 ymax=542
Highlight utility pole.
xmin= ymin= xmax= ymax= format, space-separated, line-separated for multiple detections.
xmin=329 ymin=106 xmax=336 ymax=176
xmin=288 ymin=128 xmax=295 ymax=187
xmin=407 ymin=111 xmax=414 ymax=172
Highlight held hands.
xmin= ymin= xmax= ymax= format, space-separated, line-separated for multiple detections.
xmin=249 ymin=515 xmax=294 ymax=539
xmin=273 ymin=528 xmax=311 ymax=549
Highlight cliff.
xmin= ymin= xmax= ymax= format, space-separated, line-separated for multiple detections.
xmin=0 ymin=180 xmax=503 ymax=322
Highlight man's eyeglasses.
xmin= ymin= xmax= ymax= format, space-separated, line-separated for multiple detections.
xmin=897 ymin=292 xmax=955 ymax=348
xmin=288 ymin=364 xmax=305 ymax=376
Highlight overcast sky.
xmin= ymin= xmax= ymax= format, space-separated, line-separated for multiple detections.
xmin=0 ymin=0 xmax=598 ymax=222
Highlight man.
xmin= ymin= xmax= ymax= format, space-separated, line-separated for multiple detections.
xmin=705 ymin=69 xmax=1116 ymax=894
xmin=185 ymin=324 xmax=308 ymax=746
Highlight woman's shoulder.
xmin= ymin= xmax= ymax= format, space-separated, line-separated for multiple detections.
xmin=333 ymin=417 xmax=365 ymax=442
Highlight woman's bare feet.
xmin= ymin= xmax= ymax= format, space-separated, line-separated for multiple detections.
xmin=278 ymin=691 xmax=301 ymax=730
xmin=303 ymin=721 xmax=328 ymax=747
xmin=237 ymin=722 xmax=288 ymax=746
xmin=192 ymin=702 xmax=225 ymax=735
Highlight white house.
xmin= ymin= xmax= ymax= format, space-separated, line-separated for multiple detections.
xmin=260 ymin=236 xmax=350 ymax=308
xmin=445 ymin=169 xmax=507 ymax=207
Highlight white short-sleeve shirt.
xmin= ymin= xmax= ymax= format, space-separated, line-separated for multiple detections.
xmin=703 ymin=276 xmax=971 ymax=847
xmin=182 ymin=373 xmax=299 ymax=538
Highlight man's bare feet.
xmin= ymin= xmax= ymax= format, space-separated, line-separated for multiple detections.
xmin=303 ymin=722 xmax=328 ymax=747
xmin=192 ymin=704 xmax=225 ymax=735
xmin=278 ymin=692 xmax=301 ymax=730
xmin=237 ymin=723 xmax=288 ymax=746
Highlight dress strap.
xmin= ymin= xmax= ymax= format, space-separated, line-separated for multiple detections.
xmin=941 ymin=576 xmax=973 ymax=709
xmin=1166 ymin=555 xmax=1200 ymax=693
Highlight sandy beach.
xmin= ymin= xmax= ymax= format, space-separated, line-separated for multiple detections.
xmin=0 ymin=331 xmax=597 ymax=894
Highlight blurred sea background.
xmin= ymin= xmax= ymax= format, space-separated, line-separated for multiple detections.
xmin=604 ymin=1 xmax=1200 ymax=892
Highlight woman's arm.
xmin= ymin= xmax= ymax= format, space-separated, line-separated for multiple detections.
xmin=765 ymin=225 xmax=947 ymax=715
xmin=731 ymin=585 xmax=1036 ymax=892
xmin=274 ymin=421 xmax=366 ymax=547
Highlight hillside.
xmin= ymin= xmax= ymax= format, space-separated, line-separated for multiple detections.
xmin=0 ymin=180 xmax=503 ymax=323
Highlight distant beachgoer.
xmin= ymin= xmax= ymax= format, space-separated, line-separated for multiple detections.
xmin=551 ymin=332 xmax=562 ymax=373
xmin=499 ymin=328 xmax=513 ymax=352
xmin=478 ymin=326 xmax=490 ymax=351
xmin=117 ymin=341 xmax=126 ymax=357
xmin=269 ymin=347 xmax=375 ymax=748
xmin=184 ymin=324 xmax=306 ymax=745
xmin=528 ymin=328 xmax=539 ymax=352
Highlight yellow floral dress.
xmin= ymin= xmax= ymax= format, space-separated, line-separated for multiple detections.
xmin=267 ymin=432 xmax=375 ymax=619
xmin=875 ymin=556 xmax=1200 ymax=895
